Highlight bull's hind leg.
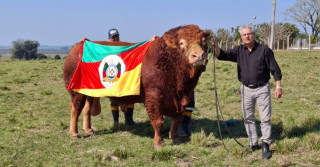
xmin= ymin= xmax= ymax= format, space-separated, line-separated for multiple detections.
xmin=169 ymin=118 xmax=181 ymax=144
xmin=82 ymin=97 xmax=94 ymax=135
xmin=69 ymin=94 xmax=86 ymax=138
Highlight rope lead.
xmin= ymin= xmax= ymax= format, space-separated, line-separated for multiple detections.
xmin=211 ymin=44 xmax=245 ymax=151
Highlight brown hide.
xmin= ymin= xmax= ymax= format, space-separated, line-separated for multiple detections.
xmin=63 ymin=25 xmax=210 ymax=149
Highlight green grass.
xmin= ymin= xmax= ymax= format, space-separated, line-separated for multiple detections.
xmin=0 ymin=50 xmax=319 ymax=166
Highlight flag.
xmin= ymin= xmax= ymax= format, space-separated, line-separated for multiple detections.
xmin=68 ymin=40 xmax=151 ymax=97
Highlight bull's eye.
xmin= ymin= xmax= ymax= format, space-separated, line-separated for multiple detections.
xmin=179 ymin=39 xmax=187 ymax=49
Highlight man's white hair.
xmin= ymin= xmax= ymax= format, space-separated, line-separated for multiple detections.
xmin=239 ymin=24 xmax=255 ymax=35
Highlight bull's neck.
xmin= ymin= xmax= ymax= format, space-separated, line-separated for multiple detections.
xmin=189 ymin=67 xmax=202 ymax=79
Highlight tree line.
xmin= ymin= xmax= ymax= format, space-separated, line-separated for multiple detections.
xmin=211 ymin=22 xmax=301 ymax=50
xmin=212 ymin=0 xmax=320 ymax=50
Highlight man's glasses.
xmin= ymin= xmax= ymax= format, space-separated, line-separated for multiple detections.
xmin=241 ymin=32 xmax=254 ymax=37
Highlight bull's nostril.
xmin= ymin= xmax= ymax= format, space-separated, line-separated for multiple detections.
xmin=192 ymin=55 xmax=197 ymax=58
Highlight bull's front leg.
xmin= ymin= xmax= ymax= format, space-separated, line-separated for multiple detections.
xmin=169 ymin=118 xmax=181 ymax=144
xmin=150 ymin=118 xmax=164 ymax=150
xmin=145 ymin=90 xmax=165 ymax=150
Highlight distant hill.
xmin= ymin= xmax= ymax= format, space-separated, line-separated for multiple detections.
xmin=0 ymin=45 xmax=72 ymax=54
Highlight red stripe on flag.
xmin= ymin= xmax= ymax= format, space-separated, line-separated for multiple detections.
xmin=68 ymin=61 xmax=105 ymax=90
xmin=118 ymin=41 xmax=151 ymax=71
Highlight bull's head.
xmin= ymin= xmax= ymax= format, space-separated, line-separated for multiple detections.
xmin=163 ymin=25 xmax=211 ymax=68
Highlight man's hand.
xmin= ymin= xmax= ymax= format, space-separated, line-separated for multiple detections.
xmin=210 ymin=38 xmax=220 ymax=56
xmin=274 ymin=81 xmax=282 ymax=99
xmin=210 ymin=38 xmax=218 ymax=47
xmin=81 ymin=38 xmax=89 ymax=42
xmin=151 ymin=35 xmax=159 ymax=41
xmin=274 ymin=87 xmax=282 ymax=99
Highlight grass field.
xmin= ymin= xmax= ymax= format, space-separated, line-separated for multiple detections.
xmin=0 ymin=50 xmax=319 ymax=166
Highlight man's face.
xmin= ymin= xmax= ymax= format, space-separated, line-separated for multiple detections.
xmin=109 ymin=34 xmax=119 ymax=42
xmin=240 ymin=28 xmax=254 ymax=46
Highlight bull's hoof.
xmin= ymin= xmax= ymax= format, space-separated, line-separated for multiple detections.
xmin=70 ymin=133 xmax=80 ymax=139
xmin=172 ymin=137 xmax=181 ymax=144
xmin=154 ymin=140 xmax=165 ymax=150
xmin=84 ymin=129 xmax=94 ymax=136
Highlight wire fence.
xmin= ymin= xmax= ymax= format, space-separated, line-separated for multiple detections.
xmin=219 ymin=37 xmax=320 ymax=51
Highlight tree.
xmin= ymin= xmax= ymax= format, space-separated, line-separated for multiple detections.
xmin=214 ymin=28 xmax=234 ymax=49
xmin=215 ymin=28 xmax=231 ymax=42
xmin=12 ymin=39 xmax=25 ymax=59
xmin=231 ymin=26 xmax=241 ymax=43
xmin=283 ymin=23 xmax=300 ymax=39
xmin=256 ymin=23 xmax=288 ymax=45
xmin=285 ymin=0 xmax=320 ymax=41
xmin=11 ymin=39 xmax=40 ymax=60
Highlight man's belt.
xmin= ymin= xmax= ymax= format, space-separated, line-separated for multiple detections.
xmin=244 ymin=82 xmax=267 ymax=89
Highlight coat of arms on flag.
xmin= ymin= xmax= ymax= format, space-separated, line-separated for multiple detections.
xmin=99 ymin=55 xmax=125 ymax=88
xmin=68 ymin=40 xmax=152 ymax=97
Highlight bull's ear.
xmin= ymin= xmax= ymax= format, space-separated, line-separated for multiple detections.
xmin=163 ymin=29 xmax=178 ymax=49
xmin=204 ymin=30 xmax=211 ymax=38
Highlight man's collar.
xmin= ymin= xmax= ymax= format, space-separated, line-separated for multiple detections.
xmin=244 ymin=41 xmax=258 ymax=49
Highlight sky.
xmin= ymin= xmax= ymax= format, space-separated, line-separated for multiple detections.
xmin=0 ymin=0 xmax=297 ymax=46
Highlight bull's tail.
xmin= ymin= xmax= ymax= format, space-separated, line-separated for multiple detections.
xmin=90 ymin=97 xmax=101 ymax=116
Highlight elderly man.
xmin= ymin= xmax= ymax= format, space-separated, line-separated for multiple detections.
xmin=211 ymin=24 xmax=282 ymax=159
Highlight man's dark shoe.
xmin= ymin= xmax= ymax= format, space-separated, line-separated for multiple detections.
xmin=249 ymin=145 xmax=260 ymax=151
xmin=262 ymin=142 xmax=272 ymax=159
xmin=178 ymin=115 xmax=191 ymax=137
xmin=124 ymin=110 xmax=136 ymax=126
xmin=111 ymin=110 xmax=119 ymax=123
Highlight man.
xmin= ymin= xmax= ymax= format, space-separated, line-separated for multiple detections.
xmin=211 ymin=24 xmax=282 ymax=159
xmin=178 ymin=91 xmax=195 ymax=137
xmin=107 ymin=28 xmax=136 ymax=126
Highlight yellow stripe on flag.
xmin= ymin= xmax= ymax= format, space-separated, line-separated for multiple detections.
xmin=73 ymin=64 xmax=142 ymax=97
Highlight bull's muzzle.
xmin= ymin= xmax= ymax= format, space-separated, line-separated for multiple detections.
xmin=192 ymin=52 xmax=207 ymax=67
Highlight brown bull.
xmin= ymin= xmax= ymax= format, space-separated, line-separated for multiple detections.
xmin=63 ymin=24 xmax=210 ymax=149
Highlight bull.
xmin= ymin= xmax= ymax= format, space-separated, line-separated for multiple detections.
xmin=63 ymin=24 xmax=210 ymax=149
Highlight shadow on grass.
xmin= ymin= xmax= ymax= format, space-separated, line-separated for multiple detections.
xmin=282 ymin=118 xmax=320 ymax=139
xmin=94 ymin=118 xmax=249 ymax=140
xmin=93 ymin=117 xmax=320 ymax=144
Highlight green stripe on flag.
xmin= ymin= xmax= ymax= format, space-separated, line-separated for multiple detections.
xmin=82 ymin=41 xmax=148 ymax=62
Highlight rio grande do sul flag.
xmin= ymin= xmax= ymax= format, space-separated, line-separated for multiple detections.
xmin=68 ymin=40 xmax=151 ymax=97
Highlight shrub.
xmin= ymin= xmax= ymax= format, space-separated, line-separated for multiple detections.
xmin=54 ymin=55 xmax=61 ymax=60
xmin=37 ymin=53 xmax=47 ymax=60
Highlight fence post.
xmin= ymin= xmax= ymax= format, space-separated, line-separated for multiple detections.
xmin=225 ymin=41 xmax=228 ymax=50
xmin=287 ymin=35 xmax=290 ymax=51
xmin=309 ymin=35 xmax=311 ymax=51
